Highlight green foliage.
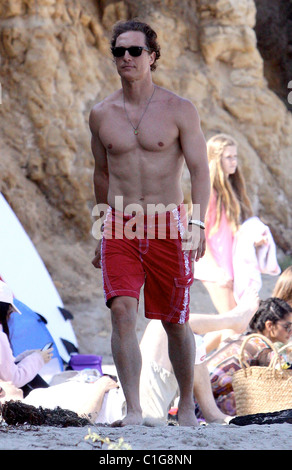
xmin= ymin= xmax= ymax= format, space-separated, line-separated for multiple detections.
xmin=84 ymin=428 xmax=132 ymax=450
xmin=279 ymin=256 xmax=292 ymax=271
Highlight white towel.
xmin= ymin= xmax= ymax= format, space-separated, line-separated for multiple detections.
xmin=232 ymin=217 xmax=280 ymax=301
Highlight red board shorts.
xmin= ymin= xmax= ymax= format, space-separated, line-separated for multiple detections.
xmin=100 ymin=204 xmax=194 ymax=324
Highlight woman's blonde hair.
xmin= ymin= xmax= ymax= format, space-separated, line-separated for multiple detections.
xmin=272 ymin=266 xmax=292 ymax=307
xmin=207 ymin=133 xmax=253 ymax=234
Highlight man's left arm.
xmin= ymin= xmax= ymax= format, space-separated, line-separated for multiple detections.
xmin=177 ymin=99 xmax=211 ymax=262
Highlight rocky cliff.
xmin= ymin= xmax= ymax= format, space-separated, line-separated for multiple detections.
xmin=0 ymin=0 xmax=291 ymax=302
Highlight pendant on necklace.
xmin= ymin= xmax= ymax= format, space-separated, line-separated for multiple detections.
xmin=123 ymin=85 xmax=156 ymax=137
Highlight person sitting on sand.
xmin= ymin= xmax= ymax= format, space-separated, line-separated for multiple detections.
xmin=0 ymin=281 xmax=53 ymax=393
xmin=139 ymin=287 xmax=260 ymax=423
xmin=0 ymin=280 xmax=121 ymax=424
xmin=200 ymin=297 xmax=292 ymax=418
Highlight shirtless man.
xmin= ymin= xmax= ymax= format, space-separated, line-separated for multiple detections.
xmin=90 ymin=20 xmax=210 ymax=426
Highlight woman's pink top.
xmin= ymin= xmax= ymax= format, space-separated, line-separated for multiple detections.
xmin=0 ymin=326 xmax=44 ymax=388
xmin=194 ymin=191 xmax=234 ymax=282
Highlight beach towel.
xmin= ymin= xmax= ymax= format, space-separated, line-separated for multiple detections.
xmin=232 ymin=217 xmax=280 ymax=301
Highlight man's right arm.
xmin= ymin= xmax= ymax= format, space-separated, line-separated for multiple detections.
xmin=89 ymin=106 xmax=108 ymax=268
xmin=89 ymin=106 xmax=109 ymax=205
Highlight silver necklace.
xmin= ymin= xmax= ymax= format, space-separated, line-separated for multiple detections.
xmin=123 ymin=85 xmax=156 ymax=135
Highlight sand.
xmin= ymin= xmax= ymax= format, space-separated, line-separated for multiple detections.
xmin=1 ymin=273 xmax=291 ymax=451
xmin=0 ymin=420 xmax=291 ymax=450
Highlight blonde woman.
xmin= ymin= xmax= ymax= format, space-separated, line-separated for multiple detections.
xmin=272 ymin=266 xmax=292 ymax=307
xmin=194 ymin=134 xmax=253 ymax=315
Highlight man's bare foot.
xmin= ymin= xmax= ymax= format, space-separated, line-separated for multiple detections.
xmin=178 ymin=405 xmax=199 ymax=427
xmin=111 ymin=411 xmax=143 ymax=427
xmin=227 ymin=287 xmax=260 ymax=333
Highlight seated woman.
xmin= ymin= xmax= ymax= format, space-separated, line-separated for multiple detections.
xmin=0 ymin=281 xmax=121 ymax=424
xmin=198 ymin=297 xmax=292 ymax=418
xmin=0 ymin=281 xmax=53 ymax=393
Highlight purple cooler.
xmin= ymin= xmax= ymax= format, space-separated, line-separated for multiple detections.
xmin=69 ymin=354 xmax=103 ymax=375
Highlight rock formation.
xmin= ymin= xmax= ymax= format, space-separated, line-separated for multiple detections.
xmin=0 ymin=0 xmax=291 ymax=302
xmin=254 ymin=0 xmax=292 ymax=113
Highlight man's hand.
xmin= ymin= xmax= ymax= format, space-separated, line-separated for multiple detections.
xmin=92 ymin=239 xmax=102 ymax=268
xmin=194 ymin=230 xmax=206 ymax=262
xmin=182 ymin=225 xmax=206 ymax=266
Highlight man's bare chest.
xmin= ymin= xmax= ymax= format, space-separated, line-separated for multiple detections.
xmin=99 ymin=106 xmax=179 ymax=155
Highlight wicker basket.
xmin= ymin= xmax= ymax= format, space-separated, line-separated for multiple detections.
xmin=232 ymin=334 xmax=292 ymax=416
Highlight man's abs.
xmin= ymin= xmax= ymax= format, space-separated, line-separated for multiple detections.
xmin=106 ymin=149 xmax=185 ymax=211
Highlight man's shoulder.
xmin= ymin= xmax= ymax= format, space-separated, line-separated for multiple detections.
xmin=89 ymin=90 xmax=122 ymax=130
xmin=157 ymin=86 xmax=182 ymax=103
xmin=91 ymin=89 xmax=121 ymax=114
xmin=158 ymin=86 xmax=198 ymax=114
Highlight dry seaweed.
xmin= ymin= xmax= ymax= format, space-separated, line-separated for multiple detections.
xmin=0 ymin=400 xmax=90 ymax=427
xmin=230 ymin=408 xmax=292 ymax=426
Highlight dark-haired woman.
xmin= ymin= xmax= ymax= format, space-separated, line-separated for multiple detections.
xmin=196 ymin=298 xmax=292 ymax=417
xmin=0 ymin=281 xmax=53 ymax=392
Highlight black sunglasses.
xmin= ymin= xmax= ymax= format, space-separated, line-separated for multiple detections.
xmin=111 ymin=46 xmax=150 ymax=58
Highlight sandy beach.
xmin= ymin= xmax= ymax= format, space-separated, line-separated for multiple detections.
xmin=1 ymin=0 xmax=291 ymax=454
xmin=0 ymin=420 xmax=291 ymax=451
xmin=1 ymin=273 xmax=292 ymax=451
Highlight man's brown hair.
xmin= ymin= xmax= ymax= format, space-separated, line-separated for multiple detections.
xmin=111 ymin=19 xmax=161 ymax=71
